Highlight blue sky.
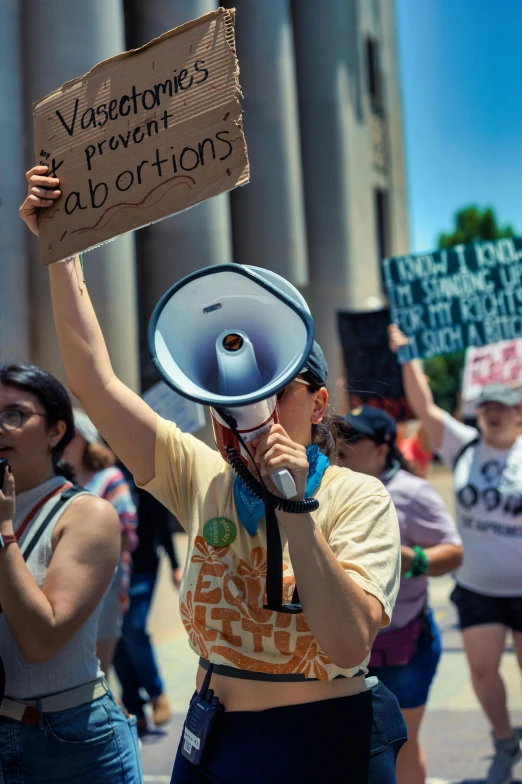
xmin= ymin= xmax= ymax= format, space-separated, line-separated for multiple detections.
xmin=395 ymin=0 xmax=522 ymax=253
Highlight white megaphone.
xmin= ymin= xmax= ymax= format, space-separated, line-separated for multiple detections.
xmin=148 ymin=264 xmax=314 ymax=499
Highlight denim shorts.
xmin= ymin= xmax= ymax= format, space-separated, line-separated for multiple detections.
xmin=368 ymin=610 xmax=442 ymax=710
xmin=171 ymin=680 xmax=407 ymax=783
xmin=0 ymin=690 xmax=143 ymax=784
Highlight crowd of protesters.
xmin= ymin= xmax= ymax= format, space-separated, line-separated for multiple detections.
xmin=0 ymin=164 xmax=520 ymax=783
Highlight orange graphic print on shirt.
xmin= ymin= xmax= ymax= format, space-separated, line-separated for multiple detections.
xmin=180 ymin=536 xmax=334 ymax=681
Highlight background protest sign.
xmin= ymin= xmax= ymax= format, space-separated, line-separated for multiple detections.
xmin=143 ymin=381 xmax=206 ymax=434
xmin=461 ymin=338 xmax=522 ymax=416
xmin=337 ymin=309 xmax=413 ymax=421
xmin=382 ymin=238 xmax=522 ymax=363
xmin=33 ymin=8 xmax=249 ymax=266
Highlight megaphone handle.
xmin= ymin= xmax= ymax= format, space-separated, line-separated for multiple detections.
xmin=271 ymin=469 xmax=297 ymax=500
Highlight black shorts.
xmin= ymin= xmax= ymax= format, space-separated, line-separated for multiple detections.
xmin=172 ymin=681 xmax=407 ymax=783
xmin=451 ymin=584 xmax=522 ymax=632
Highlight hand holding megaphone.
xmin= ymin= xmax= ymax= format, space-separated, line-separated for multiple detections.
xmin=249 ymin=425 xmax=308 ymax=501
xmin=149 ymin=263 xmax=316 ymax=501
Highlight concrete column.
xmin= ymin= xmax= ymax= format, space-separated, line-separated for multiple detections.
xmin=379 ymin=0 xmax=409 ymax=256
xmin=227 ymin=0 xmax=308 ymax=286
xmin=292 ymin=0 xmax=368 ymax=386
xmin=23 ymin=0 xmax=140 ymax=391
xmin=0 ymin=2 xmax=30 ymax=363
xmin=129 ymin=0 xmax=233 ymax=341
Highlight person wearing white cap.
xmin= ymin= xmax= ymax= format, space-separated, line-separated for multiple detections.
xmin=390 ymin=324 xmax=522 ymax=784
xmin=64 ymin=410 xmax=138 ymax=677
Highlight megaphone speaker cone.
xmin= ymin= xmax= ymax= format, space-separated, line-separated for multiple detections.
xmin=148 ymin=264 xmax=315 ymax=500
xmin=148 ymin=264 xmax=314 ymax=408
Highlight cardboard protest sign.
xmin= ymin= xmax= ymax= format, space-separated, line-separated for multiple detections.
xmin=143 ymin=381 xmax=206 ymax=434
xmin=337 ymin=309 xmax=413 ymax=421
xmin=33 ymin=8 xmax=249 ymax=266
xmin=461 ymin=338 xmax=522 ymax=416
xmin=382 ymin=238 xmax=522 ymax=363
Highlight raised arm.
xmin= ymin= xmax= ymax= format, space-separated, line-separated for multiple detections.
xmin=388 ymin=324 xmax=446 ymax=451
xmin=20 ymin=167 xmax=157 ymax=485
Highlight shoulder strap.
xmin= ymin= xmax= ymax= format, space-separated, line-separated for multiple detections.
xmin=20 ymin=485 xmax=86 ymax=563
xmin=452 ymin=437 xmax=480 ymax=471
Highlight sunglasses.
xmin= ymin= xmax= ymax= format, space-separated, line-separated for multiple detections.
xmin=276 ymin=377 xmax=311 ymax=403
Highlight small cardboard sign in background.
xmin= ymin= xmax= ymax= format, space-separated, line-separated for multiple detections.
xmin=461 ymin=339 xmax=522 ymax=416
xmin=337 ymin=309 xmax=413 ymax=421
xmin=34 ymin=8 xmax=249 ymax=266
xmin=143 ymin=381 xmax=206 ymax=434
xmin=382 ymin=238 xmax=522 ymax=363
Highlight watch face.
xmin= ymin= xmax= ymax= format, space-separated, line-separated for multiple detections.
xmin=0 ymin=535 xmax=5 ymax=550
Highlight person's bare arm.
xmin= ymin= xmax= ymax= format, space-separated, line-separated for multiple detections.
xmin=388 ymin=324 xmax=446 ymax=451
xmin=253 ymin=426 xmax=383 ymax=668
xmin=0 ymin=473 xmax=120 ymax=663
xmin=19 ymin=166 xmax=157 ymax=485
xmin=401 ymin=543 xmax=463 ymax=577
xmin=281 ymin=513 xmax=383 ymax=668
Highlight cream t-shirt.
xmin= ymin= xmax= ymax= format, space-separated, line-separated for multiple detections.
xmin=140 ymin=416 xmax=401 ymax=681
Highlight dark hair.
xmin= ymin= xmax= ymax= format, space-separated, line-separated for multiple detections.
xmin=302 ymin=371 xmax=338 ymax=463
xmin=385 ymin=442 xmax=414 ymax=474
xmin=333 ymin=414 xmax=414 ymax=474
xmin=0 ymin=361 xmax=76 ymax=482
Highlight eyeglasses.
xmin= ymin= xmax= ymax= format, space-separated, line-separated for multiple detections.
xmin=276 ymin=378 xmax=311 ymax=404
xmin=0 ymin=409 xmax=48 ymax=431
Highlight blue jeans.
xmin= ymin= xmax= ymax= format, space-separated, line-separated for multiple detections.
xmin=368 ymin=609 xmax=442 ymax=709
xmin=114 ymin=572 xmax=164 ymax=717
xmin=171 ymin=680 xmax=407 ymax=783
xmin=0 ymin=691 xmax=143 ymax=784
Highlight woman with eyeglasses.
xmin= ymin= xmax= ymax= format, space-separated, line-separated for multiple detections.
xmin=0 ymin=361 xmax=143 ymax=784
xmin=19 ymin=167 xmax=406 ymax=783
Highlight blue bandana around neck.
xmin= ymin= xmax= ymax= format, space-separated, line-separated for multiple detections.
xmin=234 ymin=444 xmax=330 ymax=536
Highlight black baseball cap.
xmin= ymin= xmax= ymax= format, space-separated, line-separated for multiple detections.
xmin=301 ymin=341 xmax=328 ymax=386
xmin=476 ymin=385 xmax=519 ymax=409
xmin=343 ymin=405 xmax=396 ymax=445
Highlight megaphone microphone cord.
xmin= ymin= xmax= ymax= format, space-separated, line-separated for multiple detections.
xmin=225 ymin=448 xmax=319 ymax=516
xmin=215 ymin=407 xmax=320 ymax=615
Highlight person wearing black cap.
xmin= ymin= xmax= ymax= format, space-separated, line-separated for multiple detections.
xmin=335 ymin=405 xmax=462 ymax=784
xmin=390 ymin=324 xmax=522 ymax=784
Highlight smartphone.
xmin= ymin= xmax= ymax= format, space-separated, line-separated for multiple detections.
xmin=0 ymin=459 xmax=8 ymax=491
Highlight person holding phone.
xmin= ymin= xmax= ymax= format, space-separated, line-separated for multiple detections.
xmin=0 ymin=361 xmax=142 ymax=783
xmin=19 ymin=166 xmax=406 ymax=783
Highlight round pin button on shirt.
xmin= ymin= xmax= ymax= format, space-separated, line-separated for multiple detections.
xmin=203 ymin=517 xmax=237 ymax=547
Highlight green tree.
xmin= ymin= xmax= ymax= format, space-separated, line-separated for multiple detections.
xmin=424 ymin=206 xmax=515 ymax=414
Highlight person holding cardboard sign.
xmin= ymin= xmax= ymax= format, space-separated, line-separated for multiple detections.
xmin=390 ymin=322 xmax=522 ymax=784
xmin=20 ymin=168 xmax=407 ymax=783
